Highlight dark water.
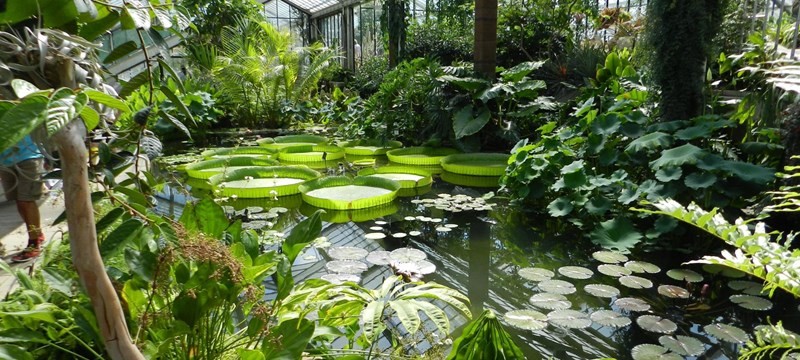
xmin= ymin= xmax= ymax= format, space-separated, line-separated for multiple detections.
xmin=155 ymin=160 xmax=800 ymax=360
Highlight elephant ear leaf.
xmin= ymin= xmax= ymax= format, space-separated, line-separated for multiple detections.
xmin=721 ymin=161 xmax=774 ymax=185
xmin=650 ymin=144 xmax=706 ymax=170
xmin=625 ymin=131 xmax=672 ymax=153
xmin=590 ymin=218 xmax=643 ymax=254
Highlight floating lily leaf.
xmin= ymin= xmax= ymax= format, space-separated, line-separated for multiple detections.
xmin=365 ymin=232 xmax=386 ymax=240
xmin=637 ymin=315 xmax=677 ymax=334
xmin=728 ymin=280 xmax=766 ymax=296
xmin=592 ymin=250 xmax=629 ymax=264
xmin=558 ymin=266 xmax=594 ymax=280
xmin=321 ymin=273 xmax=361 ymax=284
xmin=538 ymin=279 xmax=577 ymax=295
xmin=598 ymin=264 xmax=632 ymax=277
xmin=547 ymin=309 xmax=591 ymax=329
xmin=615 ymin=297 xmax=651 ymax=312
xmin=325 ymin=260 xmax=368 ymax=274
xmin=369 ymin=226 xmax=383 ymax=231
xmin=392 ymin=232 xmax=407 ymax=238
xmin=389 ymin=248 xmax=427 ymax=263
xmin=655 ymin=167 xmax=683 ymax=182
xmin=374 ymin=220 xmax=388 ymax=225
xmin=413 ymin=260 xmax=436 ymax=274
xmin=436 ymin=226 xmax=452 ymax=232
xmin=547 ymin=197 xmax=573 ymax=217
xmin=393 ymin=260 xmax=436 ymax=275
xmin=590 ymin=218 xmax=643 ymax=253
xmin=590 ymin=310 xmax=631 ymax=328
xmin=366 ymin=251 xmax=392 ymax=266
xmin=684 ymin=172 xmax=717 ymax=189
xmin=404 ymin=216 xmax=416 ymax=221
xmin=619 ymin=275 xmax=653 ymax=289
xmin=624 ymin=261 xmax=661 ymax=274
xmin=585 ymin=196 xmax=613 ymax=215
xmin=666 ymin=269 xmax=703 ymax=283
xmin=504 ymin=309 xmax=548 ymax=331
xmin=409 ymin=231 xmax=421 ymax=236
xmin=328 ymin=247 xmax=369 ymax=261
xmin=702 ymin=264 xmax=746 ymax=278
xmin=657 ymin=285 xmax=690 ymax=299
xmin=631 ymin=344 xmax=683 ymax=360
xmin=529 ymin=293 xmax=572 ymax=310
xmin=658 ymin=335 xmax=705 ymax=356
xmin=444 ymin=224 xmax=459 ymax=228
xmin=703 ymin=323 xmax=749 ymax=343
xmin=650 ymin=144 xmax=707 ymax=170
xmin=584 ymin=284 xmax=621 ymax=298
xmin=729 ymin=294 xmax=773 ymax=311
xmin=519 ymin=268 xmax=555 ymax=282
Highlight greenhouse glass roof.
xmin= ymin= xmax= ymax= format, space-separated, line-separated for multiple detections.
xmin=263 ymin=0 xmax=347 ymax=15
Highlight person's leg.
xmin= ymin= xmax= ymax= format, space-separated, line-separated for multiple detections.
xmin=16 ymin=200 xmax=42 ymax=241
xmin=10 ymin=159 xmax=45 ymax=262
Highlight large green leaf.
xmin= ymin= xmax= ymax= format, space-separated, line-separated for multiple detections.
xmin=721 ymin=161 xmax=775 ymax=185
xmin=103 ymin=40 xmax=138 ymax=64
xmin=100 ymin=218 xmax=144 ymax=257
xmin=121 ymin=1 xmax=150 ymax=30
xmin=158 ymin=110 xmax=192 ymax=139
xmin=0 ymin=97 xmax=47 ymax=153
xmin=45 ymin=88 xmax=88 ymax=137
xmin=83 ymin=88 xmax=128 ymax=111
xmin=590 ymin=218 xmax=643 ymax=253
xmin=684 ymin=172 xmax=717 ymax=189
xmin=625 ymin=132 xmax=672 ymax=153
xmin=655 ymin=167 xmax=683 ymax=182
xmin=360 ymin=300 xmax=386 ymax=342
xmin=448 ymin=310 xmax=525 ymax=360
xmin=261 ymin=318 xmax=315 ymax=360
xmin=453 ymin=106 xmax=492 ymax=139
xmin=501 ymin=61 xmax=546 ymax=82
xmin=193 ymin=197 xmax=228 ymax=239
xmin=438 ymin=75 xmax=490 ymax=92
xmin=161 ymin=84 xmax=196 ymax=126
xmin=547 ymin=197 xmax=573 ymax=217
xmin=389 ymin=299 xmax=422 ymax=334
xmin=0 ymin=345 xmax=33 ymax=360
xmin=592 ymin=113 xmax=622 ymax=136
xmin=650 ymin=144 xmax=707 ymax=170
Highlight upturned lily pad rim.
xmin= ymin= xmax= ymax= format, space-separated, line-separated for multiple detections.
xmin=298 ymin=176 xmax=401 ymax=210
xmin=200 ymin=147 xmax=277 ymax=160
xmin=299 ymin=201 xmax=400 ymax=223
xmin=208 ymin=166 xmax=322 ymax=198
xmin=340 ymin=139 xmax=403 ymax=155
xmin=185 ymin=157 xmax=279 ymax=179
xmin=277 ymin=145 xmax=346 ymax=162
xmin=439 ymin=153 xmax=510 ymax=176
xmin=440 ymin=171 xmax=501 ymax=188
xmin=257 ymin=134 xmax=329 ymax=145
xmin=386 ymin=147 xmax=461 ymax=166
xmin=357 ymin=166 xmax=433 ymax=189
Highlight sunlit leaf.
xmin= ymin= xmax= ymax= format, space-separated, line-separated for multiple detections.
xmin=538 ymin=279 xmax=576 ymax=295
xmin=584 ymin=284 xmax=621 ymax=298
xmin=558 ymin=266 xmax=594 ymax=280
xmin=547 ymin=309 xmax=591 ymax=329
xmin=631 ymin=344 xmax=682 ymax=360
xmin=729 ymin=294 xmax=772 ymax=311
xmin=619 ymin=275 xmax=653 ymax=289
xmin=615 ymin=297 xmax=651 ymax=312
xmin=658 ymin=335 xmax=705 ymax=356
xmin=703 ymin=323 xmax=749 ymax=343
xmin=528 ymin=293 xmax=571 ymax=310
xmin=504 ymin=309 xmax=548 ymax=331
xmin=518 ymin=267 xmax=555 ymax=282
xmin=636 ymin=315 xmax=677 ymax=334
xmin=590 ymin=310 xmax=631 ymax=328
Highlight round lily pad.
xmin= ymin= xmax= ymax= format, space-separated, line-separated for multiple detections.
xmin=366 ymin=251 xmax=392 ymax=266
xmin=703 ymin=323 xmax=749 ymax=343
xmin=702 ymin=264 xmax=746 ymax=278
xmin=409 ymin=231 xmax=421 ymax=236
xmin=365 ymin=232 xmax=386 ymax=240
xmin=730 ymin=294 xmax=773 ymax=311
xmin=590 ymin=310 xmax=631 ymax=328
xmin=386 ymin=147 xmax=461 ymax=166
xmin=321 ymin=273 xmax=361 ymax=284
xmin=529 ymin=293 xmax=572 ymax=310
xmin=390 ymin=248 xmax=427 ymax=262
xmin=404 ymin=216 xmax=416 ymax=221
xmin=615 ymin=297 xmax=651 ymax=312
xmin=504 ymin=309 xmax=548 ymax=331
xmin=328 ymin=247 xmax=369 ymax=261
xmin=538 ymin=279 xmax=577 ymax=295
xmin=369 ymin=226 xmax=383 ymax=231
xmin=657 ymin=285 xmax=690 ymax=299
xmin=444 ymin=223 xmax=459 ymax=228
xmin=637 ymin=315 xmax=677 ymax=334
xmin=439 ymin=153 xmax=509 ymax=176
xmin=325 ymin=260 xmax=368 ymax=274
xmin=592 ymin=250 xmax=629 ymax=264
xmin=358 ymin=166 xmax=433 ymax=189
xmin=374 ymin=220 xmax=388 ymax=225
xmin=598 ymin=264 xmax=632 ymax=277
xmin=624 ymin=261 xmax=661 ymax=274
xmin=666 ymin=268 xmax=703 ymax=283
xmin=728 ymin=280 xmax=766 ymax=296
xmin=631 ymin=344 xmax=683 ymax=360
xmin=436 ymin=226 xmax=451 ymax=232
xmin=392 ymin=232 xmax=407 ymax=238
xmin=299 ymin=176 xmax=400 ymax=210
xmin=547 ymin=309 xmax=592 ymax=329
xmin=414 ymin=260 xmax=437 ymax=274
xmin=393 ymin=260 xmax=437 ymax=275
xmin=619 ymin=275 xmax=654 ymax=289
xmin=518 ymin=267 xmax=555 ymax=282
xmin=584 ymin=284 xmax=621 ymax=298
xmin=558 ymin=266 xmax=594 ymax=280
xmin=658 ymin=335 xmax=705 ymax=356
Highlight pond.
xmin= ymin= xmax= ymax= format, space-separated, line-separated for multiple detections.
xmin=155 ymin=153 xmax=800 ymax=360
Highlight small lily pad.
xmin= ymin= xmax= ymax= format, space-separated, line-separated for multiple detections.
xmin=615 ymin=297 xmax=651 ymax=312
xmin=325 ymin=260 xmax=368 ymax=274
xmin=598 ymin=264 xmax=632 ymax=277
xmin=584 ymin=284 xmax=621 ymax=298
xmin=619 ymin=275 xmax=654 ymax=289
xmin=366 ymin=251 xmax=392 ymax=266
xmin=404 ymin=216 xmax=416 ymax=221
xmin=365 ymin=232 xmax=386 ymax=240
xmin=409 ymin=231 xmax=421 ymax=236
xmin=728 ymin=280 xmax=766 ymax=296
xmin=328 ymin=247 xmax=369 ymax=261
xmin=321 ymin=273 xmax=361 ymax=284
xmin=374 ymin=220 xmax=388 ymax=225
xmin=504 ymin=309 xmax=548 ymax=331
xmin=658 ymin=335 xmax=705 ymax=356
xmin=558 ymin=266 xmax=594 ymax=279
xmin=702 ymin=264 xmax=746 ymax=278
xmin=624 ymin=261 xmax=661 ymax=274
xmin=390 ymin=248 xmax=427 ymax=262
xmin=631 ymin=344 xmax=683 ymax=360
xmin=637 ymin=315 xmax=677 ymax=334
xmin=538 ymin=279 xmax=577 ymax=295
xmin=666 ymin=268 xmax=703 ymax=283
xmin=392 ymin=232 xmax=407 ymax=238
xmin=393 ymin=260 xmax=436 ymax=275
xmin=657 ymin=285 xmax=690 ymax=299
xmin=519 ymin=267 xmax=555 ymax=282
xmin=436 ymin=226 xmax=452 ymax=232
xmin=592 ymin=250 xmax=629 ymax=264
xmin=704 ymin=323 xmax=749 ymax=343
xmin=529 ymin=293 xmax=572 ymax=310
xmin=414 ymin=260 xmax=437 ymax=274
xmin=590 ymin=310 xmax=631 ymax=328
xmin=547 ymin=309 xmax=592 ymax=329
xmin=729 ymin=294 xmax=773 ymax=311
xmin=369 ymin=226 xmax=383 ymax=231
xmin=444 ymin=223 xmax=459 ymax=228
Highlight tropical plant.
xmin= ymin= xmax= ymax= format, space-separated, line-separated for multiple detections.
xmin=446 ymin=309 xmax=524 ymax=359
xmin=350 ymin=55 xmax=389 ymax=97
xmin=406 ymin=19 xmax=473 ymax=65
xmin=740 ymin=322 xmax=800 ymax=360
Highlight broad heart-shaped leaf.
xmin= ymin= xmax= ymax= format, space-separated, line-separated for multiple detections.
xmin=501 ymin=60 xmax=546 ymax=81
xmin=283 ymin=210 xmax=323 ymax=264
xmin=100 ymin=218 xmax=144 ymax=258
xmin=658 ymin=335 xmax=705 ymax=356
xmin=721 ymin=160 xmax=775 ymax=185
xmin=547 ymin=197 xmax=573 ymax=217
xmin=590 ymin=310 xmax=631 ymax=328
xmin=519 ymin=267 xmax=555 ymax=282
xmin=592 ymin=250 xmax=629 ymax=264
xmin=666 ymin=269 xmax=703 ymax=282
xmin=585 ymin=196 xmax=612 ymax=215
xmin=619 ymin=275 xmax=653 ymax=289
xmin=591 ymin=113 xmax=622 ymax=136
xmin=46 ymin=88 xmax=88 ymax=137
xmin=590 ymin=218 xmax=643 ymax=253
xmin=650 ymin=144 xmax=707 ymax=170
xmin=438 ymin=75 xmax=490 ymax=92
xmin=684 ymin=172 xmax=717 ymax=189
xmin=538 ymin=279 xmax=576 ymax=295
xmin=0 ymin=97 xmax=47 ymax=154
xmin=729 ymin=294 xmax=773 ymax=311
xmin=655 ymin=167 xmax=682 ymax=182
xmin=584 ymin=284 xmax=621 ymax=298
xmin=625 ymin=131 xmax=672 ymax=153
xmin=529 ymin=293 xmax=571 ymax=310
xmin=703 ymin=323 xmax=749 ymax=343
xmin=261 ymin=318 xmax=315 ymax=360
xmin=453 ymin=105 xmax=491 ymax=139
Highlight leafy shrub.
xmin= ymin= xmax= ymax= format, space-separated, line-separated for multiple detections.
xmin=351 ymin=55 xmax=390 ymax=97
xmin=406 ymin=20 xmax=473 ymax=65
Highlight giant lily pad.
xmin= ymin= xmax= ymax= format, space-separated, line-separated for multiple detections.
xmin=584 ymin=284 xmax=621 ymax=298
xmin=440 ymin=172 xmax=501 ymax=188
xmin=325 ymin=260 xmax=368 ymax=274
xmin=257 ymin=134 xmax=328 ymax=150
xmin=340 ymin=139 xmax=402 ymax=155
xmin=728 ymin=280 xmax=766 ymax=296
xmin=357 ymin=166 xmax=433 ymax=189
xmin=631 ymin=344 xmax=683 ymax=360
xmin=558 ymin=266 xmax=594 ymax=280
xmin=328 ymin=247 xmax=369 ymax=261
xmin=590 ymin=310 xmax=631 ymax=328
xmin=538 ymin=279 xmax=576 ymax=295
xmin=365 ymin=251 xmax=392 ymax=265
xmin=658 ymin=335 xmax=705 ymax=356
xmin=186 ymin=156 xmax=279 ymax=179
xmin=598 ymin=264 xmax=632 ymax=277
xmin=278 ymin=145 xmax=345 ymax=162
xmin=657 ymin=285 xmax=690 ymax=299
xmin=636 ymin=315 xmax=677 ymax=334
xmin=528 ymin=293 xmax=571 ymax=310
xmin=386 ymin=147 xmax=460 ymax=166
xmin=624 ymin=261 xmax=661 ymax=274
xmin=439 ymin=153 xmax=510 ymax=176
xmin=615 ymin=297 xmax=651 ymax=312
xmin=666 ymin=268 xmax=703 ymax=283
xmin=592 ymin=250 xmax=629 ymax=264
xmin=703 ymin=323 xmax=749 ymax=343
xmin=390 ymin=248 xmax=427 ymax=262
xmin=200 ymin=146 xmax=276 ymax=160
xmin=547 ymin=309 xmax=592 ymax=329
xmin=299 ymin=176 xmax=400 ymax=210
xmin=504 ymin=309 xmax=548 ymax=331
xmin=619 ymin=275 xmax=653 ymax=289
xmin=210 ymin=166 xmax=321 ymax=198
xmin=729 ymin=294 xmax=773 ymax=311
xmin=519 ymin=268 xmax=555 ymax=282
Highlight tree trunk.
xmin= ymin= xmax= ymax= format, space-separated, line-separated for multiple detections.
xmin=474 ymin=0 xmax=498 ymax=80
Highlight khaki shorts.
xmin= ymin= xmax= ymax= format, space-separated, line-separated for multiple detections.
xmin=0 ymin=158 xmax=45 ymax=202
